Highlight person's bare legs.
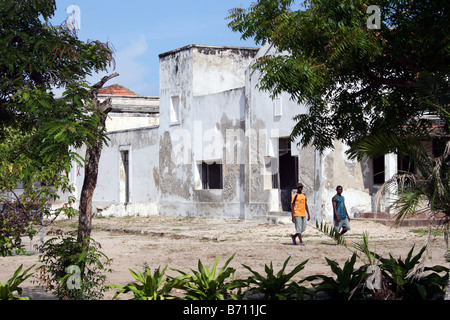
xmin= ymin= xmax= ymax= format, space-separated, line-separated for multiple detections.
xmin=298 ymin=233 xmax=304 ymax=245
xmin=291 ymin=233 xmax=304 ymax=245
xmin=335 ymin=229 xmax=347 ymax=243
xmin=291 ymin=233 xmax=298 ymax=245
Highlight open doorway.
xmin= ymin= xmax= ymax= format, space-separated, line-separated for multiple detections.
xmin=278 ymin=138 xmax=298 ymax=211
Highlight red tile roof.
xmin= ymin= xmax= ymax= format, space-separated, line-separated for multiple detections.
xmin=98 ymin=84 xmax=140 ymax=96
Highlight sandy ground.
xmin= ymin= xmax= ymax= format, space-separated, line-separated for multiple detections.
xmin=0 ymin=215 xmax=448 ymax=300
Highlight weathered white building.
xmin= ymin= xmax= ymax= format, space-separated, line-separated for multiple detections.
xmin=70 ymin=43 xmax=399 ymax=223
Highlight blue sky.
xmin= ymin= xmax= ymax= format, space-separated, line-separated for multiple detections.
xmin=51 ymin=0 xmax=258 ymax=96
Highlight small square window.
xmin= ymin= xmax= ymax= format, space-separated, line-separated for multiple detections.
xmin=273 ymin=97 xmax=282 ymax=117
xmin=200 ymin=161 xmax=223 ymax=189
xmin=170 ymin=96 xmax=180 ymax=124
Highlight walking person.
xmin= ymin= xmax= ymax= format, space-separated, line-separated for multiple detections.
xmin=291 ymin=183 xmax=310 ymax=246
xmin=332 ymin=185 xmax=351 ymax=241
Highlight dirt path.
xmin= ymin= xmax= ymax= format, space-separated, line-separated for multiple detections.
xmin=0 ymin=215 xmax=448 ymax=300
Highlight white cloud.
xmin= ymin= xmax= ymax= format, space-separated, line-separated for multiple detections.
xmin=112 ymin=34 xmax=154 ymax=95
xmin=87 ymin=34 xmax=156 ymax=96
xmin=120 ymin=34 xmax=148 ymax=59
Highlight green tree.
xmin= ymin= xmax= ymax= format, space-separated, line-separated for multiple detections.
xmin=228 ymin=0 xmax=449 ymax=248
xmin=228 ymin=0 xmax=449 ymax=152
xmin=0 ymin=0 xmax=114 ymax=253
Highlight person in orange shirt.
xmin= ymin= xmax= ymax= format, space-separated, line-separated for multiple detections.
xmin=291 ymin=183 xmax=311 ymax=246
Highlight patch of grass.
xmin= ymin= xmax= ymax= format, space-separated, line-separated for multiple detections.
xmin=409 ymin=228 xmax=446 ymax=237
xmin=50 ymin=219 xmax=78 ymax=230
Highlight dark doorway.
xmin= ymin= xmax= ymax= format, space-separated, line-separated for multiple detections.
xmin=372 ymin=156 xmax=385 ymax=185
xmin=200 ymin=161 xmax=223 ymax=189
xmin=278 ymin=138 xmax=298 ymax=211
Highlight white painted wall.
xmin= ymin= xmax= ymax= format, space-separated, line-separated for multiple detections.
xmin=245 ymin=43 xmax=377 ymax=222
xmin=98 ymin=95 xmax=159 ymax=132
xmin=157 ymin=45 xmax=258 ymax=219
xmin=72 ymin=126 xmax=160 ymax=217
xmin=63 ymin=43 xmax=396 ymax=222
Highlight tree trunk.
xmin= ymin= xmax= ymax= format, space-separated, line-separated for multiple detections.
xmin=76 ymin=121 xmax=106 ymax=242
xmin=77 ymin=73 xmax=118 ymax=243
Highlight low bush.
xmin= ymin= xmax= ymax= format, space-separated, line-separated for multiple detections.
xmin=37 ymin=236 xmax=112 ymax=300
xmin=170 ymin=254 xmax=241 ymax=300
xmin=238 ymin=257 xmax=311 ymax=300
xmin=0 ymin=264 xmax=34 ymax=300
xmin=108 ymin=264 xmax=176 ymax=300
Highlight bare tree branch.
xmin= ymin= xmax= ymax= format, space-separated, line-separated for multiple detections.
xmin=91 ymin=72 xmax=119 ymax=91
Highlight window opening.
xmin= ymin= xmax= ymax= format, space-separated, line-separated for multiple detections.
xmin=200 ymin=161 xmax=223 ymax=189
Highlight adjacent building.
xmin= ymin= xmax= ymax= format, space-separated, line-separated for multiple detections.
xmin=70 ymin=43 xmax=402 ymax=223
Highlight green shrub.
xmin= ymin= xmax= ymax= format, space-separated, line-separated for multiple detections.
xmin=108 ymin=265 xmax=176 ymax=300
xmin=37 ymin=236 xmax=111 ymax=300
xmin=305 ymin=253 xmax=368 ymax=300
xmin=0 ymin=264 xmax=34 ymax=300
xmin=239 ymin=257 xmax=311 ymax=300
xmin=171 ymin=254 xmax=241 ymax=300
xmin=376 ymin=246 xmax=449 ymax=300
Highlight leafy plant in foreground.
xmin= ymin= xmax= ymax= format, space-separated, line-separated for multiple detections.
xmin=239 ymin=257 xmax=311 ymax=300
xmin=0 ymin=264 xmax=34 ymax=300
xmin=375 ymin=246 xmax=449 ymax=300
xmin=108 ymin=265 xmax=176 ymax=300
xmin=37 ymin=236 xmax=111 ymax=300
xmin=305 ymin=253 xmax=368 ymax=300
xmin=171 ymin=254 xmax=240 ymax=300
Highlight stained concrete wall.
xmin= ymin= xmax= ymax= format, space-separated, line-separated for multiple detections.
xmin=156 ymin=43 xmax=381 ymax=222
xmin=244 ymin=43 xmax=320 ymax=220
xmin=157 ymin=87 xmax=248 ymax=219
xmin=245 ymin=43 xmax=378 ymax=222
xmin=157 ymin=45 xmax=258 ymax=219
xmin=65 ymin=43 xmax=395 ymax=222
xmin=192 ymin=45 xmax=258 ymax=96
xmin=320 ymin=141 xmax=374 ymax=221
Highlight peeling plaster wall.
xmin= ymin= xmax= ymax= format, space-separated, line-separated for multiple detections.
xmin=244 ymin=43 xmax=319 ymax=220
xmin=192 ymin=89 xmax=246 ymax=219
xmin=158 ymin=45 xmax=195 ymax=216
xmin=157 ymin=89 xmax=247 ymax=219
xmin=320 ymin=140 xmax=373 ymax=220
xmin=192 ymin=45 xmax=258 ymax=96
xmin=69 ymin=43 xmax=383 ymax=222
xmin=245 ymin=43 xmax=376 ymax=223
xmin=157 ymin=45 xmax=257 ymax=219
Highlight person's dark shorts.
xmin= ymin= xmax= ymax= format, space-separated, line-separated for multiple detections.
xmin=334 ymin=218 xmax=350 ymax=232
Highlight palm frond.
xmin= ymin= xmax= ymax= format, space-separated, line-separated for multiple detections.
xmin=351 ymin=132 xmax=449 ymax=227
xmin=351 ymin=232 xmax=377 ymax=266
xmin=357 ymin=134 xmax=432 ymax=174
xmin=315 ymin=221 xmax=347 ymax=246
